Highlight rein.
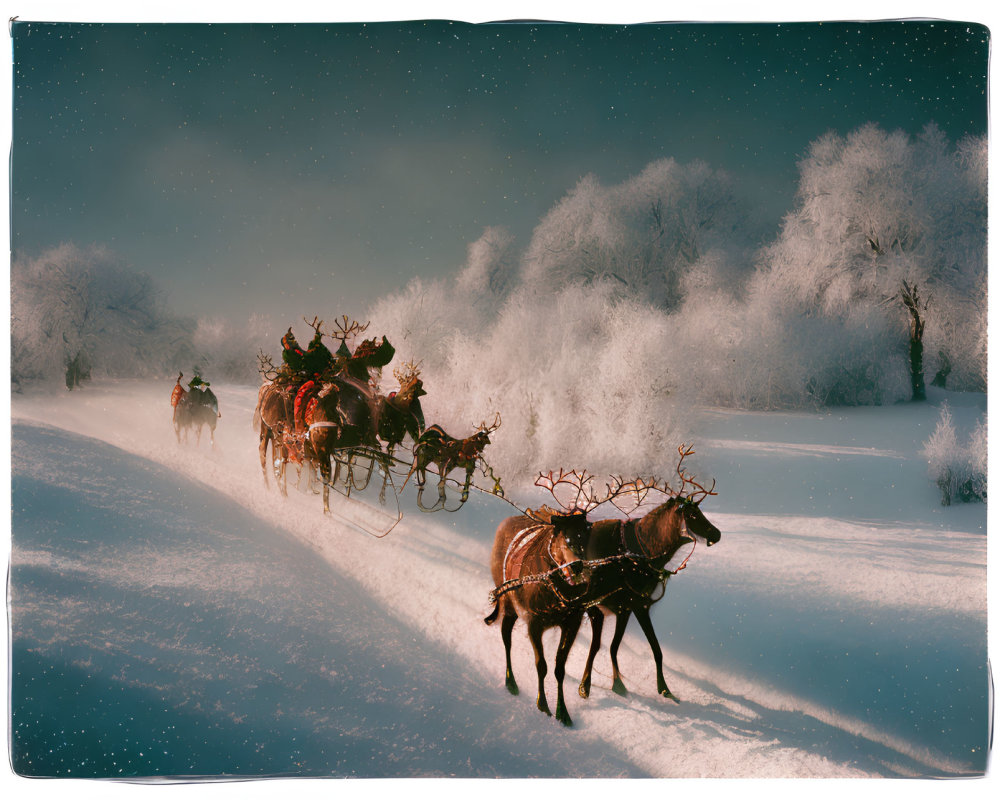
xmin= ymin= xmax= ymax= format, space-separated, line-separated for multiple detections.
xmin=488 ymin=514 xmax=698 ymax=609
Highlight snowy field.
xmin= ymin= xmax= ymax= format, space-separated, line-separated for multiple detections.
xmin=7 ymin=380 xmax=991 ymax=783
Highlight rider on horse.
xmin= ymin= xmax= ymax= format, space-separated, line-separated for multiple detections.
xmin=186 ymin=370 xmax=219 ymax=414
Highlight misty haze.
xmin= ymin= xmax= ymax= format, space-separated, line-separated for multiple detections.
xmin=7 ymin=19 xmax=990 ymax=781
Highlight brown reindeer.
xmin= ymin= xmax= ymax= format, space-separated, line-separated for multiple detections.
xmin=406 ymin=412 xmax=501 ymax=510
xmin=578 ymin=447 xmax=720 ymax=702
xmin=484 ymin=508 xmax=592 ymax=725
xmin=252 ymin=368 xmax=296 ymax=492
xmin=485 ymin=456 xmax=721 ymax=725
xmin=376 ymin=361 xmax=426 ymax=457
xmin=303 ymin=376 xmax=381 ymax=514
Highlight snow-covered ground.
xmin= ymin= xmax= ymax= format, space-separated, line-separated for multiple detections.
xmin=7 ymin=380 xmax=991 ymax=781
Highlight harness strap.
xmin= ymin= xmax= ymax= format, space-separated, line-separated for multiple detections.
xmin=503 ymin=524 xmax=547 ymax=583
xmin=306 ymin=420 xmax=339 ymax=439
xmin=488 ymin=516 xmax=699 ymax=609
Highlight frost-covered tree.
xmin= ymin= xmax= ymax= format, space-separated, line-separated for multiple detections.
xmin=454 ymin=226 xmax=518 ymax=305
xmin=520 ymin=158 xmax=754 ymax=308
xmin=10 ymin=244 xmax=198 ymax=389
xmin=193 ymin=313 xmax=284 ymax=383
xmin=758 ymin=124 xmax=987 ymax=398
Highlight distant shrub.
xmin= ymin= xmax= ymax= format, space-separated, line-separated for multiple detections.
xmin=921 ymin=403 xmax=987 ymax=505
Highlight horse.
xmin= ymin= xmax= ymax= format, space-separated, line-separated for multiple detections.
xmin=252 ymin=381 xmax=295 ymax=491
xmin=407 ymin=413 xmax=500 ymax=510
xmin=174 ymin=386 xmax=220 ymax=446
xmin=484 ymin=511 xmax=592 ymax=726
xmin=576 ymin=497 xmax=721 ymax=702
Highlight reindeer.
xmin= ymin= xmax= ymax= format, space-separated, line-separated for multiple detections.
xmin=406 ymin=412 xmax=501 ymax=510
xmin=485 ymin=451 xmax=721 ymax=726
xmin=577 ymin=446 xmax=719 ymax=702
xmin=376 ymin=361 xmax=426 ymax=457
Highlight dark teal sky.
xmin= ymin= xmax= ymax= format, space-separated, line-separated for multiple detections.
xmin=11 ymin=20 xmax=990 ymax=321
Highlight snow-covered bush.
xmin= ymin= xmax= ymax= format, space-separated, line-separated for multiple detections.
xmin=370 ymin=278 xmax=692 ymax=482
xmin=921 ymin=404 xmax=987 ymax=505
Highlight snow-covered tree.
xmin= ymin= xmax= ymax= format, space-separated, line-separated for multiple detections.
xmin=455 ymin=226 xmax=518 ymax=305
xmin=10 ymin=244 xmax=198 ymax=389
xmin=921 ymin=403 xmax=987 ymax=505
xmin=193 ymin=313 xmax=284 ymax=384
xmin=757 ymin=124 xmax=987 ymax=398
xmin=519 ymin=158 xmax=754 ymax=308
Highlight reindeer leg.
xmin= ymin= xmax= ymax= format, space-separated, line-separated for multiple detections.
xmin=500 ymin=610 xmax=519 ymax=695
xmin=554 ymin=613 xmax=583 ymax=727
xmin=460 ymin=466 xmax=473 ymax=503
xmin=378 ymin=470 xmax=389 ymax=505
xmin=634 ymin=605 xmax=678 ymax=703
xmin=278 ymin=441 xmax=288 ymax=496
xmin=320 ymin=452 xmax=333 ymax=514
xmin=579 ymin=607 xmax=604 ymax=699
xmin=527 ymin=617 xmax=551 ymax=717
xmin=609 ymin=612 xmax=631 ymax=696
xmin=259 ymin=428 xmax=270 ymax=487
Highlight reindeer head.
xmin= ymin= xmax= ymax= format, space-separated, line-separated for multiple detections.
xmin=393 ymin=360 xmax=426 ymax=398
xmin=669 ymin=445 xmax=720 ymax=545
xmin=471 ymin=412 xmax=502 ymax=445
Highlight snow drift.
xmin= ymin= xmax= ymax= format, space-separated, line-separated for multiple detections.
xmin=8 ymin=380 xmax=989 ymax=779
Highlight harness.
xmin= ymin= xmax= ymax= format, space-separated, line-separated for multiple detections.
xmin=487 ymin=516 xmax=697 ymax=610
xmin=490 ymin=523 xmax=591 ymax=609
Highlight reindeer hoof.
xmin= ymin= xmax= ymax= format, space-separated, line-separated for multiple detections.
xmin=612 ymin=679 xmax=628 ymax=697
xmin=661 ymin=690 xmax=680 ymax=704
xmin=555 ymin=707 xmax=573 ymax=727
xmin=505 ymin=677 xmax=519 ymax=696
xmin=578 ymin=682 xmax=590 ymax=699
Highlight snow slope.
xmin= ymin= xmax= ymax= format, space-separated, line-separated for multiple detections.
xmin=8 ymin=380 xmax=991 ymax=780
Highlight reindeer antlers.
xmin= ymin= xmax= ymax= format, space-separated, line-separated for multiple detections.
xmin=534 ymin=445 xmax=716 ymax=517
xmin=535 ymin=469 xmax=603 ymax=513
xmin=295 ymin=315 xmax=371 ymax=342
xmin=476 ymin=411 xmax=502 ymax=434
xmin=533 ymin=469 xmax=659 ymax=514
xmin=257 ymin=350 xmax=278 ymax=380
xmin=330 ymin=315 xmax=371 ymax=341
xmin=303 ymin=315 xmax=324 ymax=334
xmin=675 ymin=444 xmax=717 ymax=505
xmin=393 ymin=359 xmax=423 ymax=385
